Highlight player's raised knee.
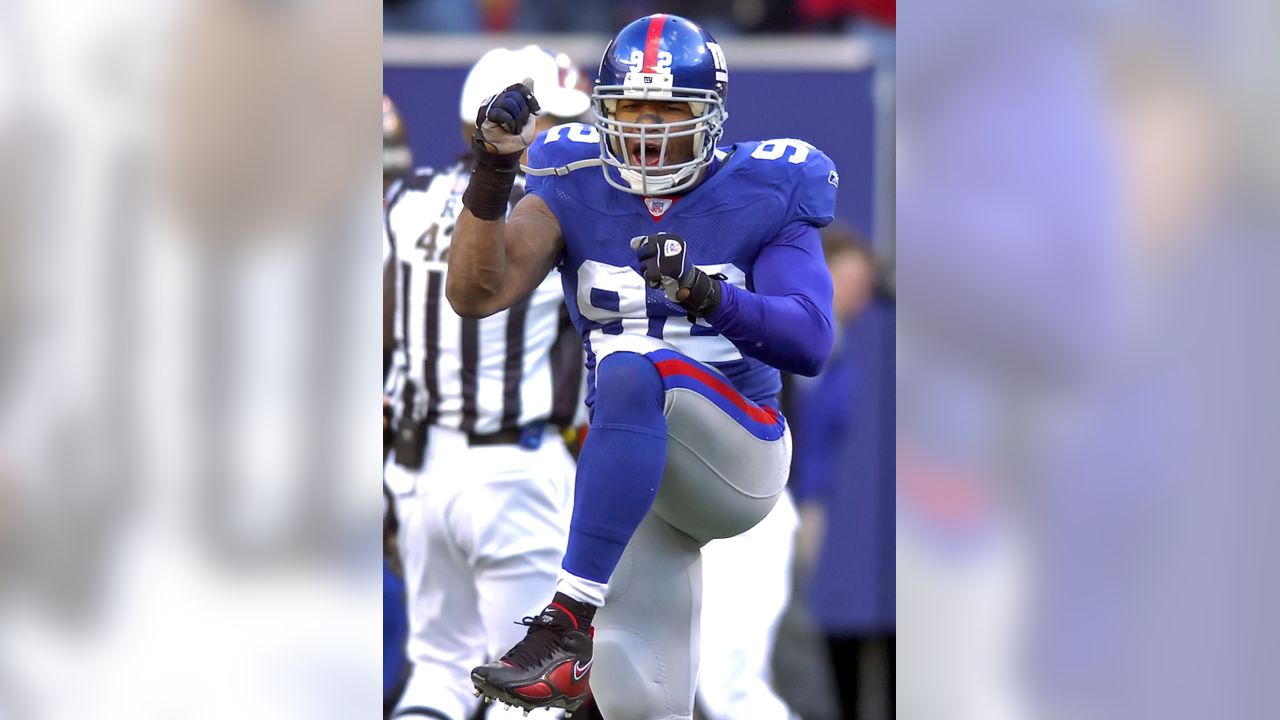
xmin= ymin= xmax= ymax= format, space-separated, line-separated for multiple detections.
xmin=593 ymin=352 xmax=665 ymax=418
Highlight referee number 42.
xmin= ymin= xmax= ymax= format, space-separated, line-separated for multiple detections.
xmin=415 ymin=222 xmax=452 ymax=263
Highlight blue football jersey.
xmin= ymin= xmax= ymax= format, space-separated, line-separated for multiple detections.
xmin=524 ymin=122 xmax=838 ymax=409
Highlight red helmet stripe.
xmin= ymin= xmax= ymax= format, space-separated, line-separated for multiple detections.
xmin=642 ymin=14 xmax=667 ymax=73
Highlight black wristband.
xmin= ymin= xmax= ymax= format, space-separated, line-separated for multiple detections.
xmin=462 ymin=133 xmax=521 ymax=221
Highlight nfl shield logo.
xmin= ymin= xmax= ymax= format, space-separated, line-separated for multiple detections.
xmin=645 ymin=197 xmax=673 ymax=219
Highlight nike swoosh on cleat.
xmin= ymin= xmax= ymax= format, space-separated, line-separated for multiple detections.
xmin=572 ymin=658 xmax=592 ymax=681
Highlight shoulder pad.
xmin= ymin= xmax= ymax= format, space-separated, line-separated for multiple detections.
xmin=739 ymin=140 xmax=838 ymax=228
xmin=527 ymin=122 xmax=602 ymax=172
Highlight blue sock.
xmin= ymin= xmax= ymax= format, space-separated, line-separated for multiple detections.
xmin=562 ymin=351 xmax=667 ymax=584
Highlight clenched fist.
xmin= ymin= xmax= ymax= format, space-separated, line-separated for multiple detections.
xmin=630 ymin=232 xmax=724 ymax=318
xmin=474 ymin=79 xmax=542 ymax=156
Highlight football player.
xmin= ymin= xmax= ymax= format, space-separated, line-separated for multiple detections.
xmin=449 ymin=15 xmax=838 ymax=720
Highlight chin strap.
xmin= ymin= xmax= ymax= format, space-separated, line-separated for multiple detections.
xmin=523 ymin=148 xmax=728 ymax=190
xmin=521 ymin=158 xmax=603 ymax=177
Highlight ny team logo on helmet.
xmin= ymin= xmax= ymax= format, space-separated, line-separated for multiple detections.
xmin=593 ymin=14 xmax=729 ymax=196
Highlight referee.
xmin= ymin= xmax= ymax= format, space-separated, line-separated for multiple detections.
xmin=384 ymin=46 xmax=590 ymax=720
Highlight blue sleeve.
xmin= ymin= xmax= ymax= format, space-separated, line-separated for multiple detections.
xmin=706 ymin=222 xmax=835 ymax=376
xmin=788 ymin=146 xmax=838 ymax=229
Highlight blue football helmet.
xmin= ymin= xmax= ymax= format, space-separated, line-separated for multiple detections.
xmin=593 ymin=14 xmax=729 ymax=196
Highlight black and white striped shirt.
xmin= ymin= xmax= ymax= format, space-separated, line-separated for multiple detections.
xmin=385 ymin=161 xmax=582 ymax=435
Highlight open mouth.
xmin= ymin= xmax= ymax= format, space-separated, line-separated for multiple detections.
xmin=628 ymin=140 xmax=663 ymax=167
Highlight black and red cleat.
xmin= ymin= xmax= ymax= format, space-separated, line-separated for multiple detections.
xmin=471 ymin=601 xmax=594 ymax=714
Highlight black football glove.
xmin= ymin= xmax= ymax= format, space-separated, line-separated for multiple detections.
xmin=630 ymin=232 xmax=723 ymax=319
xmin=463 ymin=80 xmax=541 ymax=220
xmin=473 ymin=79 xmax=542 ymax=156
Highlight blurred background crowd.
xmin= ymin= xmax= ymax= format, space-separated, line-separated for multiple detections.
xmin=384 ymin=0 xmax=893 ymax=35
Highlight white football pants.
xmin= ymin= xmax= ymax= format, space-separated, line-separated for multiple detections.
xmin=386 ymin=424 xmax=575 ymax=720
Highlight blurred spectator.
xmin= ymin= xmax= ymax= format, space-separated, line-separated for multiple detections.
xmin=788 ymin=223 xmax=878 ymax=570
xmin=384 ymin=96 xmax=413 ymax=196
xmin=511 ymin=0 xmax=616 ymax=33
xmin=798 ymin=0 xmax=894 ymax=31
xmin=384 ymin=0 xmax=480 ymax=33
xmin=783 ymin=221 xmax=893 ymax=719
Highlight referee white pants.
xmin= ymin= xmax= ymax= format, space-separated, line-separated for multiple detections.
xmin=386 ymin=424 xmax=575 ymax=720
xmin=697 ymin=489 xmax=800 ymax=720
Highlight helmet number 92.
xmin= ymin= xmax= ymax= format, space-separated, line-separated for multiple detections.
xmin=627 ymin=49 xmax=673 ymax=75
xmin=750 ymin=139 xmax=812 ymax=165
